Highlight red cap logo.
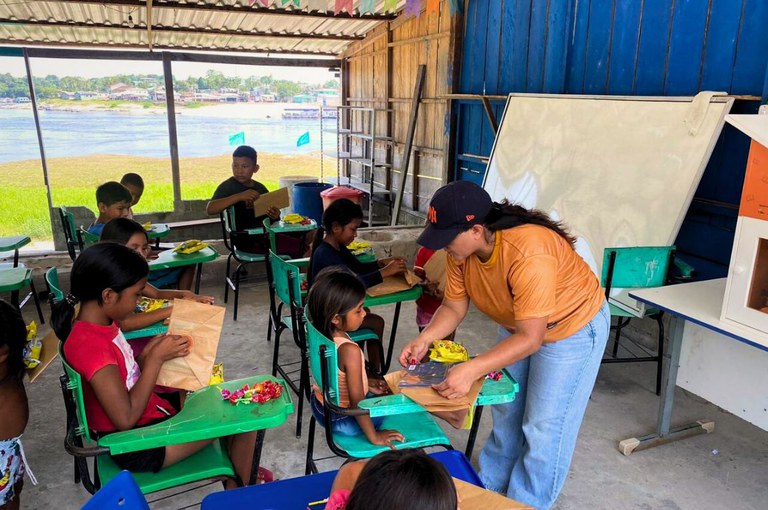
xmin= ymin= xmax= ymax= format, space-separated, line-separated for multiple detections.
xmin=466 ymin=214 xmax=475 ymax=222
xmin=428 ymin=206 xmax=438 ymax=224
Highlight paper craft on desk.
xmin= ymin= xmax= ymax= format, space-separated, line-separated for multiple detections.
xmin=28 ymin=330 xmax=60 ymax=384
xmin=156 ymin=300 xmax=225 ymax=391
xmin=366 ymin=270 xmax=420 ymax=297
xmin=253 ymin=187 xmax=290 ymax=217
xmin=453 ymin=478 xmax=533 ymax=509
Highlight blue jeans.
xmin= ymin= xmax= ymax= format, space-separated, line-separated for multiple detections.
xmin=479 ymin=301 xmax=610 ymax=510
xmin=310 ymin=393 xmax=384 ymax=436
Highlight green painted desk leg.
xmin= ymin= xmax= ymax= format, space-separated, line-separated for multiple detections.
xmin=618 ymin=315 xmax=714 ymax=455
xmin=384 ymin=302 xmax=402 ymax=372
xmin=248 ymin=429 xmax=266 ymax=486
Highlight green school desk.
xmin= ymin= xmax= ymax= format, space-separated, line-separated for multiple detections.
xmin=98 ymin=375 xmax=294 ymax=486
xmin=149 ymin=246 xmax=219 ymax=294
xmin=0 ymin=235 xmax=31 ymax=268
xmin=364 ymin=285 xmax=423 ymax=372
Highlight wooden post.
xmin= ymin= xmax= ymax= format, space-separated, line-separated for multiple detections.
xmin=23 ymin=49 xmax=54 ymax=215
xmin=391 ymin=65 xmax=426 ymax=226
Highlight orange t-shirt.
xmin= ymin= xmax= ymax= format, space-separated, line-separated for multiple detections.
xmin=445 ymin=225 xmax=604 ymax=342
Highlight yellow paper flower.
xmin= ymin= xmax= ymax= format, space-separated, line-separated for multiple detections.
xmin=429 ymin=340 xmax=468 ymax=363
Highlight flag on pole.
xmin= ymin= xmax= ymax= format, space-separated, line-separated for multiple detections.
xmin=229 ymin=131 xmax=245 ymax=146
xmin=296 ymin=131 xmax=310 ymax=147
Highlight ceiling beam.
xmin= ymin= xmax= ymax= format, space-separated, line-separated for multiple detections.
xmin=1 ymin=40 xmax=341 ymax=58
xmin=0 ymin=18 xmax=363 ymax=41
xmin=45 ymin=0 xmax=397 ymax=22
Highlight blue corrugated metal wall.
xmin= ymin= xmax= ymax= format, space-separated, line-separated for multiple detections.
xmin=454 ymin=0 xmax=768 ymax=279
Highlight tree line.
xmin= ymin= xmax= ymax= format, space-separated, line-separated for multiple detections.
xmin=0 ymin=70 xmax=339 ymax=100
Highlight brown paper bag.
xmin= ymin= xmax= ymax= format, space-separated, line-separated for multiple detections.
xmin=454 ymin=478 xmax=534 ymax=509
xmin=366 ymin=270 xmax=420 ymax=297
xmin=253 ymin=187 xmax=289 ymax=217
xmin=156 ymin=300 xmax=225 ymax=391
xmin=384 ymin=370 xmax=483 ymax=428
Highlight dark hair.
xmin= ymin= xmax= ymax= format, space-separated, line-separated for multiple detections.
xmin=306 ymin=267 xmax=366 ymax=338
xmin=100 ymin=218 xmax=148 ymax=245
xmin=346 ymin=449 xmax=458 ymax=510
xmin=51 ymin=243 xmax=149 ymax=341
xmin=96 ymin=181 xmax=133 ymax=207
xmin=308 ymin=198 xmax=364 ymax=278
xmin=0 ymin=300 xmax=28 ymax=383
xmin=483 ymin=200 xmax=577 ymax=247
xmin=120 ymin=172 xmax=144 ymax=188
xmin=232 ymin=145 xmax=257 ymax=163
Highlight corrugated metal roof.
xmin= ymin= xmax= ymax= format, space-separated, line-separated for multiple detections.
xmin=0 ymin=0 xmax=403 ymax=56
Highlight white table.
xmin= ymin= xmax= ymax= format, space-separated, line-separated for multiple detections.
xmin=623 ymin=278 xmax=768 ymax=455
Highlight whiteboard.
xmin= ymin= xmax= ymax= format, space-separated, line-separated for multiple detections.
xmin=483 ymin=93 xmax=733 ymax=313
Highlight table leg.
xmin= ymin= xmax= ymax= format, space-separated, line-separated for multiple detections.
xmin=13 ymin=248 xmax=19 ymax=268
xmin=248 ymin=428 xmax=266 ymax=486
xmin=194 ymin=263 xmax=203 ymax=294
xmin=464 ymin=405 xmax=485 ymax=458
xmin=618 ymin=315 xmax=714 ymax=455
xmin=384 ymin=302 xmax=402 ymax=372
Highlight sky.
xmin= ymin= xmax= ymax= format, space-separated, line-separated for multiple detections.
xmin=0 ymin=54 xmax=337 ymax=83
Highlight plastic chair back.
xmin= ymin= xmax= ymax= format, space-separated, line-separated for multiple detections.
xmin=59 ymin=343 xmax=96 ymax=444
xmin=60 ymin=206 xmax=83 ymax=260
xmin=46 ymin=267 xmax=64 ymax=303
xmin=81 ymin=229 xmax=100 ymax=247
xmin=601 ymin=246 xmax=675 ymax=296
xmin=269 ymin=250 xmax=303 ymax=309
xmin=263 ymin=217 xmax=278 ymax=254
xmin=305 ymin=314 xmax=341 ymax=406
xmin=82 ymin=470 xmax=149 ymax=510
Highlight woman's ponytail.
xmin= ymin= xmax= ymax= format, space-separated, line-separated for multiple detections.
xmin=484 ymin=200 xmax=577 ymax=247
xmin=51 ymin=296 xmax=77 ymax=342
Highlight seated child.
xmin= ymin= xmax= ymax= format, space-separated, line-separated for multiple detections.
xmin=101 ymin=218 xmax=197 ymax=294
xmin=52 ymin=243 xmax=259 ymax=487
xmin=100 ymin=218 xmax=213 ymax=354
xmin=325 ymin=449 xmax=458 ymax=510
xmin=206 ymin=145 xmax=306 ymax=258
xmin=308 ymin=198 xmax=406 ymax=371
xmin=120 ymin=173 xmax=144 ymax=220
xmin=413 ymin=247 xmax=455 ymax=340
xmin=87 ymin=181 xmax=133 ymax=237
xmin=306 ymin=268 xmax=402 ymax=448
xmin=0 ymin=300 xmax=37 ymax=510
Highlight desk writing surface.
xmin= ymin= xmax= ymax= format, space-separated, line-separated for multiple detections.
xmin=0 ymin=235 xmax=30 ymax=251
xmin=629 ymin=279 xmax=768 ymax=351
xmin=149 ymin=246 xmax=219 ymax=270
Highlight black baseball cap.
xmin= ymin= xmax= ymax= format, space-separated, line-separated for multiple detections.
xmin=417 ymin=181 xmax=493 ymax=250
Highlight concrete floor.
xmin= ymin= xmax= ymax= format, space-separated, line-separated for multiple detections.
xmin=16 ymin=263 xmax=768 ymax=509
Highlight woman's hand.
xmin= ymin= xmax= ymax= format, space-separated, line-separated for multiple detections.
xmin=147 ymin=334 xmax=192 ymax=362
xmin=369 ymin=429 xmax=405 ymax=449
xmin=380 ymin=259 xmax=407 ymax=278
xmin=399 ymin=337 xmax=433 ymax=367
xmin=432 ymin=361 xmax=480 ymax=399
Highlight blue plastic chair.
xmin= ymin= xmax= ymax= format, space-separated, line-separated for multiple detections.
xmin=81 ymin=470 xmax=149 ymax=510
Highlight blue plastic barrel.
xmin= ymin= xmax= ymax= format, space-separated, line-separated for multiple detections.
xmin=293 ymin=182 xmax=332 ymax=223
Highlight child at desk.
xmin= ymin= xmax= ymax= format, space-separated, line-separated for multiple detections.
xmin=324 ymin=449 xmax=458 ymax=510
xmin=100 ymin=218 xmax=213 ymax=356
xmin=0 ymin=301 xmax=37 ymax=510
xmin=52 ymin=243 xmax=260 ymax=486
xmin=120 ymin=173 xmax=144 ymax=220
xmin=206 ymin=145 xmax=306 ymax=258
xmin=308 ymin=198 xmax=406 ymax=371
xmin=306 ymin=268 xmax=403 ymax=449
xmin=87 ymin=181 xmax=133 ymax=237
xmin=413 ymin=247 xmax=455 ymax=341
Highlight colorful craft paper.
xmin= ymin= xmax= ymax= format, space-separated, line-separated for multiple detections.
xmin=334 ymin=0 xmax=353 ymax=14
xmin=359 ymin=0 xmax=376 ymax=14
xmin=405 ymin=0 xmax=421 ymax=16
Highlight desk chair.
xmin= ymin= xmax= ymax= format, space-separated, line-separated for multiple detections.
xmin=59 ymin=345 xmax=238 ymax=496
xmin=303 ymin=315 xmax=451 ymax=474
xmin=59 ymin=206 xmax=85 ymax=261
xmin=81 ymin=229 xmax=100 ymax=248
xmin=82 ymin=470 xmax=149 ymax=510
xmin=267 ymin=251 xmax=379 ymax=438
xmin=601 ymin=246 xmax=676 ymax=395
xmin=45 ymin=267 xmax=64 ymax=306
xmin=219 ymin=207 xmax=266 ymax=320
xmin=0 ymin=267 xmax=44 ymax=324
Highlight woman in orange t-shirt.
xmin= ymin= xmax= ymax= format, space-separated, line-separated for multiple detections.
xmin=400 ymin=181 xmax=609 ymax=510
